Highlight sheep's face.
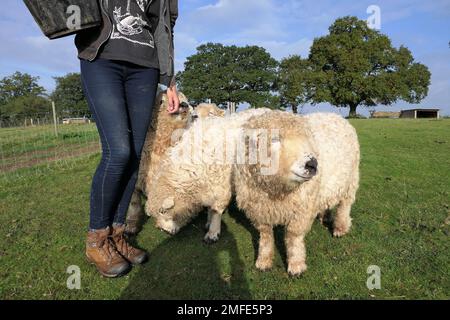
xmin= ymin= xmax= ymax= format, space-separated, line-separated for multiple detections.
xmin=192 ymin=103 xmax=226 ymax=119
xmin=155 ymin=212 xmax=182 ymax=236
xmin=278 ymin=131 xmax=318 ymax=186
xmin=152 ymin=196 xmax=194 ymax=235
xmin=158 ymin=91 xmax=194 ymax=125
xmin=248 ymin=125 xmax=318 ymax=194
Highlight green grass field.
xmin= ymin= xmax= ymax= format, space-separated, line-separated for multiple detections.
xmin=0 ymin=119 xmax=449 ymax=299
xmin=0 ymin=123 xmax=98 ymax=158
xmin=0 ymin=123 xmax=100 ymax=172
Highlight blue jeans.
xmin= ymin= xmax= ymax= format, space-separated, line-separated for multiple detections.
xmin=80 ymin=58 xmax=159 ymax=230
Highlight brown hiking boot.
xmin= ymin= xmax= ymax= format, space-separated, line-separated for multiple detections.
xmin=111 ymin=224 xmax=148 ymax=265
xmin=85 ymin=227 xmax=130 ymax=277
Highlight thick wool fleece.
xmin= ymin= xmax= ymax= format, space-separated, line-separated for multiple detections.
xmin=194 ymin=103 xmax=226 ymax=118
xmin=125 ymin=90 xmax=192 ymax=232
xmin=146 ymin=108 xmax=271 ymax=240
xmin=146 ymin=109 xmax=360 ymax=276
xmin=234 ymin=111 xmax=360 ymax=275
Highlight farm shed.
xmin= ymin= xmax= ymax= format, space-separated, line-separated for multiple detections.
xmin=400 ymin=109 xmax=440 ymax=119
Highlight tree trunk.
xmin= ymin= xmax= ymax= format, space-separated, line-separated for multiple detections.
xmin=349 ymin=104 xmax=358 ymax=118
xmin=292 ymin=105 xmax=298 ymax=114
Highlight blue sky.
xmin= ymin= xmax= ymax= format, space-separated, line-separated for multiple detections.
xmin=1 ymin=0 xmax=449 ymax=115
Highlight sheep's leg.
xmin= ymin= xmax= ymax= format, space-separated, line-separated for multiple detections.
xmin=333 ymin=198 xmax=353 ymax=237
xmin=317 ymin=209 xmax=332 ymax=226
xmin=125 ymin=190 xmax=144 ymax=234
xmin=204 ymin=189 xmax=231 ymax=244
xmin=285 ymin=222 xmax=309 ymax=277
xmin=203 ymin=208 xmax=223 ymax=244
xmin=317 ymin=210 xmax=326 ymax=223
xmin=255 ymin=224 xmax=274 ymax=271
xmin=205 ymin=211 xmax=212 ymax=230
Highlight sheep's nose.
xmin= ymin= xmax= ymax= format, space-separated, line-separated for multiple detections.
xmin=305 ymin=157 xmax=318 ymax=176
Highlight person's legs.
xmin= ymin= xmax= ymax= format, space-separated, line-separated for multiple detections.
xmin=80 ymin=57 xmax=134 ymax=277
xmin=113 ymin=63 xmax=159 ymax=225
xmin=80 ymin=58 xmax=133 ymax=230
xmin=105 ymin=62 xmax=158 ymax=265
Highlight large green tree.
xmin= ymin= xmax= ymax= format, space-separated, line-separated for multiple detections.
xmin=308 ymin=16 xmax=431 ymax=117
xmin=278 ymin=55 xmax=311 ymax=114
xmin=0 ymin=72 xmax=47 ymax=119
xmin=51 ymin=72 xmax=88 ymax=117
xmin=1 ymin=95 xmax=50 ymax=120
xmin=177 ymin=43 xmax=279 ymax=109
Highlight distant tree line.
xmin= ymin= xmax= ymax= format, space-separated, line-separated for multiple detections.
xmin=0 ymin=16 xmax=431 ymax=122
xmin=0 ymin=71 xmax=89 ymax=126
xmin=179 ymin=16 xmax=431 ymax=117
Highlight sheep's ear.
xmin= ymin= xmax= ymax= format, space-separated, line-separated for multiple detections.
xmin=177 ymin=92 xmax=186 ymax=100
xmin=158 ymin=197 xmax=175 ymax=216
xmin=162 ymin=197 xmax=175 ymax=210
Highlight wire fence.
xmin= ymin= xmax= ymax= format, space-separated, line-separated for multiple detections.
xmin=0 ymin=113 xmax=101 ymax=181
xmin=0 ymin=110 xmax=92 ymax=128
xmin=0 ymin=101 xmax=229 ymax=181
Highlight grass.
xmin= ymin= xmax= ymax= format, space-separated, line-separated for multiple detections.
xmin=0 ymin=124 xmax=99 ymax=171
xmin=0 ymin=119 xmax=449 ymax=299
xmin=0 ymin=123 xmax=98 ymax=158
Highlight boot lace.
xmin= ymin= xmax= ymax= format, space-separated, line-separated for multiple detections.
xmin=97 ymin=235 xmax=121 ymax=262
xmin=113 ymin=231 xmax=136 ymax=257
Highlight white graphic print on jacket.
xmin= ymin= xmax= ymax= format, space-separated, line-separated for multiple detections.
xmin=110 ymin=0 xmax=154 ymax=47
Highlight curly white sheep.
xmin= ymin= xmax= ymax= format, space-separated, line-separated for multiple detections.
xmin=193 ymin=103 xmax=226 ymax=119
xmin=151 ymin=110 xmax=360 ymax=276
xmin=125 ymin=96 xmax=227 ymax=234
xmin=146 ymin=108 xmax=271 ymax=242
xmin=234 ymin=111 xmax=360 ymax=276
xmin=125 ymin=90 xmax=193 ymax=234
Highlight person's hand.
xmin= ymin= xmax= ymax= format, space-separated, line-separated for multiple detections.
xmin=166 ymin=85 xmax=180 ymax=114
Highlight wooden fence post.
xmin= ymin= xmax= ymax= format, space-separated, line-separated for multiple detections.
xmin=52 ymin=100 xmax=58 ymax=137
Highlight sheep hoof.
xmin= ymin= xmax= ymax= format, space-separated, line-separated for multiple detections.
xmin=203 ymin=233 xmax=220 ymax=244
xmin=333 ymin=226 xmax=350 ymax=238
xmin=125 ymin=223 xmax=139 ymax=235
xmin=287 ymin=262 xmax=307 ymax=277
xmin=255 ymin=258 xmax=273 ymax=272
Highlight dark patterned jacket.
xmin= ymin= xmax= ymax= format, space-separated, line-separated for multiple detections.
xmin=75 ymin=0 xmax=178 ymax=86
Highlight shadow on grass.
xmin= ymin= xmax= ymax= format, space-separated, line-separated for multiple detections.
xmin=227 ymin=198 xmax=288 ymax=271
xmin=119 ymin=211 xmax=251 ymax=299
